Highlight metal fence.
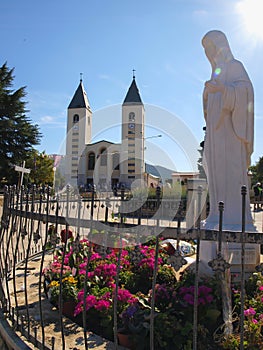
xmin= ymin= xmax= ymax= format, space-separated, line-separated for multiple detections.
xmin=0 ymin=185 xmax=262 ymax=350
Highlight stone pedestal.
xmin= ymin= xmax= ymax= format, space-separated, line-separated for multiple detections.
xmin=227 ymin=242 xmax=260 ymax=280
xmin=199 ymin=241 xmax=260 ymax=280
xmin=186 ymin=178 xmax=208 ymax=228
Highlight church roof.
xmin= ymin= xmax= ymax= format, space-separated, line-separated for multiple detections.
xmin=68 ymin=80 xmax=90 ymax=109
xmin=123 ymin=77 xmax=143 ymax=105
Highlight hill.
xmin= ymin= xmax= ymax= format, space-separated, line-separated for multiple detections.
xmin=145 ymin=163 xmax=175 ymax=181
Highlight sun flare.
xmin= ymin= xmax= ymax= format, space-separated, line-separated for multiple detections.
xmin=236 ymin=0 xmax=263 ymax=42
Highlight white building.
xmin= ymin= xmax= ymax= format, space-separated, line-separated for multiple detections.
xmin=65 ymin=75 xmax=151 ymax=190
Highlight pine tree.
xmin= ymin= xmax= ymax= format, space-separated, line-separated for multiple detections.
xmin=0 ymin=62 xmax=41 ymax=184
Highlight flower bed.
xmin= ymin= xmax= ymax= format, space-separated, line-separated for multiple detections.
xmin=43 ymin=230 xmax=263 ymax=349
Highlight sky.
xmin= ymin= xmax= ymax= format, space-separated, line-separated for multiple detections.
xmin=1 ymin=0 xmax=263 ymax=172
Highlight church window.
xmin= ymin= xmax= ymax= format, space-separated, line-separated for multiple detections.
xmin=88 ymin=152 xmax=95 ymax=170
xmin=129 ymin=112 xmax=135 ymax=121
xmin=73 ymin=114 xmax=79 ymax=123
xmin=100 ymin=148 xmax=107 ymax=166
xmin=112 ymin=152 xmax=120 ymax=170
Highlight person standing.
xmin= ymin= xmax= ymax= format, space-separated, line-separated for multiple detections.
xmin=253 ymin=182 xmax=261 ymax=211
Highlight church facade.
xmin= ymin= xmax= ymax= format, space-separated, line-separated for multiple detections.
xmin=65 ymin=75 xmax=156 ymax=190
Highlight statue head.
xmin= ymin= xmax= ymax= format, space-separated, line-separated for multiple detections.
xmin=202 ymin=30 xmax=234 ymax=67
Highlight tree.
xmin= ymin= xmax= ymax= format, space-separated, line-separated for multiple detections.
xmin=249 ymin=156 xmax=263 ymax=186
xmin=0 ymin=62 xmax=41 ymax=184
xmin=26 ymin=151 xmax=54 ymax=186
xmin=197 ymin=127 xmax=207 ymax=179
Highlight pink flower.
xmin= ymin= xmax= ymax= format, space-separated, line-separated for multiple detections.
xmin=102 ymin=292 xmax=111 ymax=300
xmin=115 ymin=288 xmax=138 ymax=304
xmin=94 ymin=300 xmax=111 ymax=311
xmin=74 ymin=302 xmax=83 ymax=316
xmin=244 ymin=307 xmax=256 ymax=316
xmin=90 ymin=252 xmax=101 ymax=261
xmin=183 ymin=293 xmax=194 ymax=305
xmin=259 ymin=285 xmax=263 ymax=291
xmin=179 ymin=284 xmax=213 ymax=306
xmin=94 ymin=263 xmax=117 ymax=278
xmin=85 ymin=295 xmax=97 ymax=310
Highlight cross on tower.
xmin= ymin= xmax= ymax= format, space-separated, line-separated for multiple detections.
xmin=132 ymin=69 xmax=136 ymax=79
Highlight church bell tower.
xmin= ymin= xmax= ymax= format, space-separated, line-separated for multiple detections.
xmin=120 ymin=73 xmax=145 ymax=188
xmin=65 ymin=78 xmax=92 ymax=186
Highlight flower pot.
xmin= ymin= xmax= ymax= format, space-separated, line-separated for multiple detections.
xmin=62 ymin=301 xmax=77 ymax=319
xmin=117 ymin=333 xmax=134 ymax=349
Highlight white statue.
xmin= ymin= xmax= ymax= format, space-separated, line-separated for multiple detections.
xmin=201 ymin=30 xmax=254 ymax=231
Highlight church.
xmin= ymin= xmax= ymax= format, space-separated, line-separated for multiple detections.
xmin=65 ymin=74 xmax=160 ymax=191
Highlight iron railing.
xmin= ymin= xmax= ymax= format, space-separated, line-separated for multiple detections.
xmin=0 ymin=184 xmax=262 ymax=349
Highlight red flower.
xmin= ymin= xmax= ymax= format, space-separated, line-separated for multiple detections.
xmin=60 ymin=229 xmax=73 ymax=243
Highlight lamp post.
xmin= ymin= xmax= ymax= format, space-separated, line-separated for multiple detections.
xmin=143 ymin=134 xmax=162 ymax=186
xmin=53 ymin=167 xmax=56 ymax=191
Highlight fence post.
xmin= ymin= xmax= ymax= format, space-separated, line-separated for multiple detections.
xmin=149 ymin=186 xmax=162 ymax=350
xmin=90 ymin=184 xmax=96 ymax=219
xmin=193 ymin=185 xmax=203 ymax=350
xmin=240 ymin=185 xmax=247 ymax=350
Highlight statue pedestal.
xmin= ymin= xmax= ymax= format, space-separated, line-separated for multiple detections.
xmin=228 ymin=243 xmax=260 ymax=280
xmin=199 ymin=240 xmax=260 ymax=280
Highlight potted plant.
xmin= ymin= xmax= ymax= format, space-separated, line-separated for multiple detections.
xmin=47 ymin=275 xmax=79 ymax=318
xmin=118 ymin=301 xmax=150 ymax=350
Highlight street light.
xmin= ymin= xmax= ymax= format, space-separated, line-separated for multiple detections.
xmin=53 ymin=167 xmax=56 ymax=191
xmin=143 ymin=134 xmax=162 ymax=150
xmin=144 ymin=134 xmax=162 ymax=140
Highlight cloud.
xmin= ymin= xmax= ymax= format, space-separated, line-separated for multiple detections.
xmin=192 ymin=9 xmax=209 ymax=18
xmin=41 ymin=115 xmax=54 ymax=123
xmin=98 ymin=74 xmax=110 ymax=80
xmin=39 ymin=115 xmax=65 ymax=128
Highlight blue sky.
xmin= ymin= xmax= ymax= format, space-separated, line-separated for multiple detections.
xmin=1 ymin=0 xmax=263 ymax=171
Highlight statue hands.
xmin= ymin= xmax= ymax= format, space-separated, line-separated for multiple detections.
xmin=204 ymin=79 xmax=225 ymax=98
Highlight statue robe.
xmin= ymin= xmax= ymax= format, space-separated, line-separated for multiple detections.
xmin=202 ymin=58 xmax=254 ymax=230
